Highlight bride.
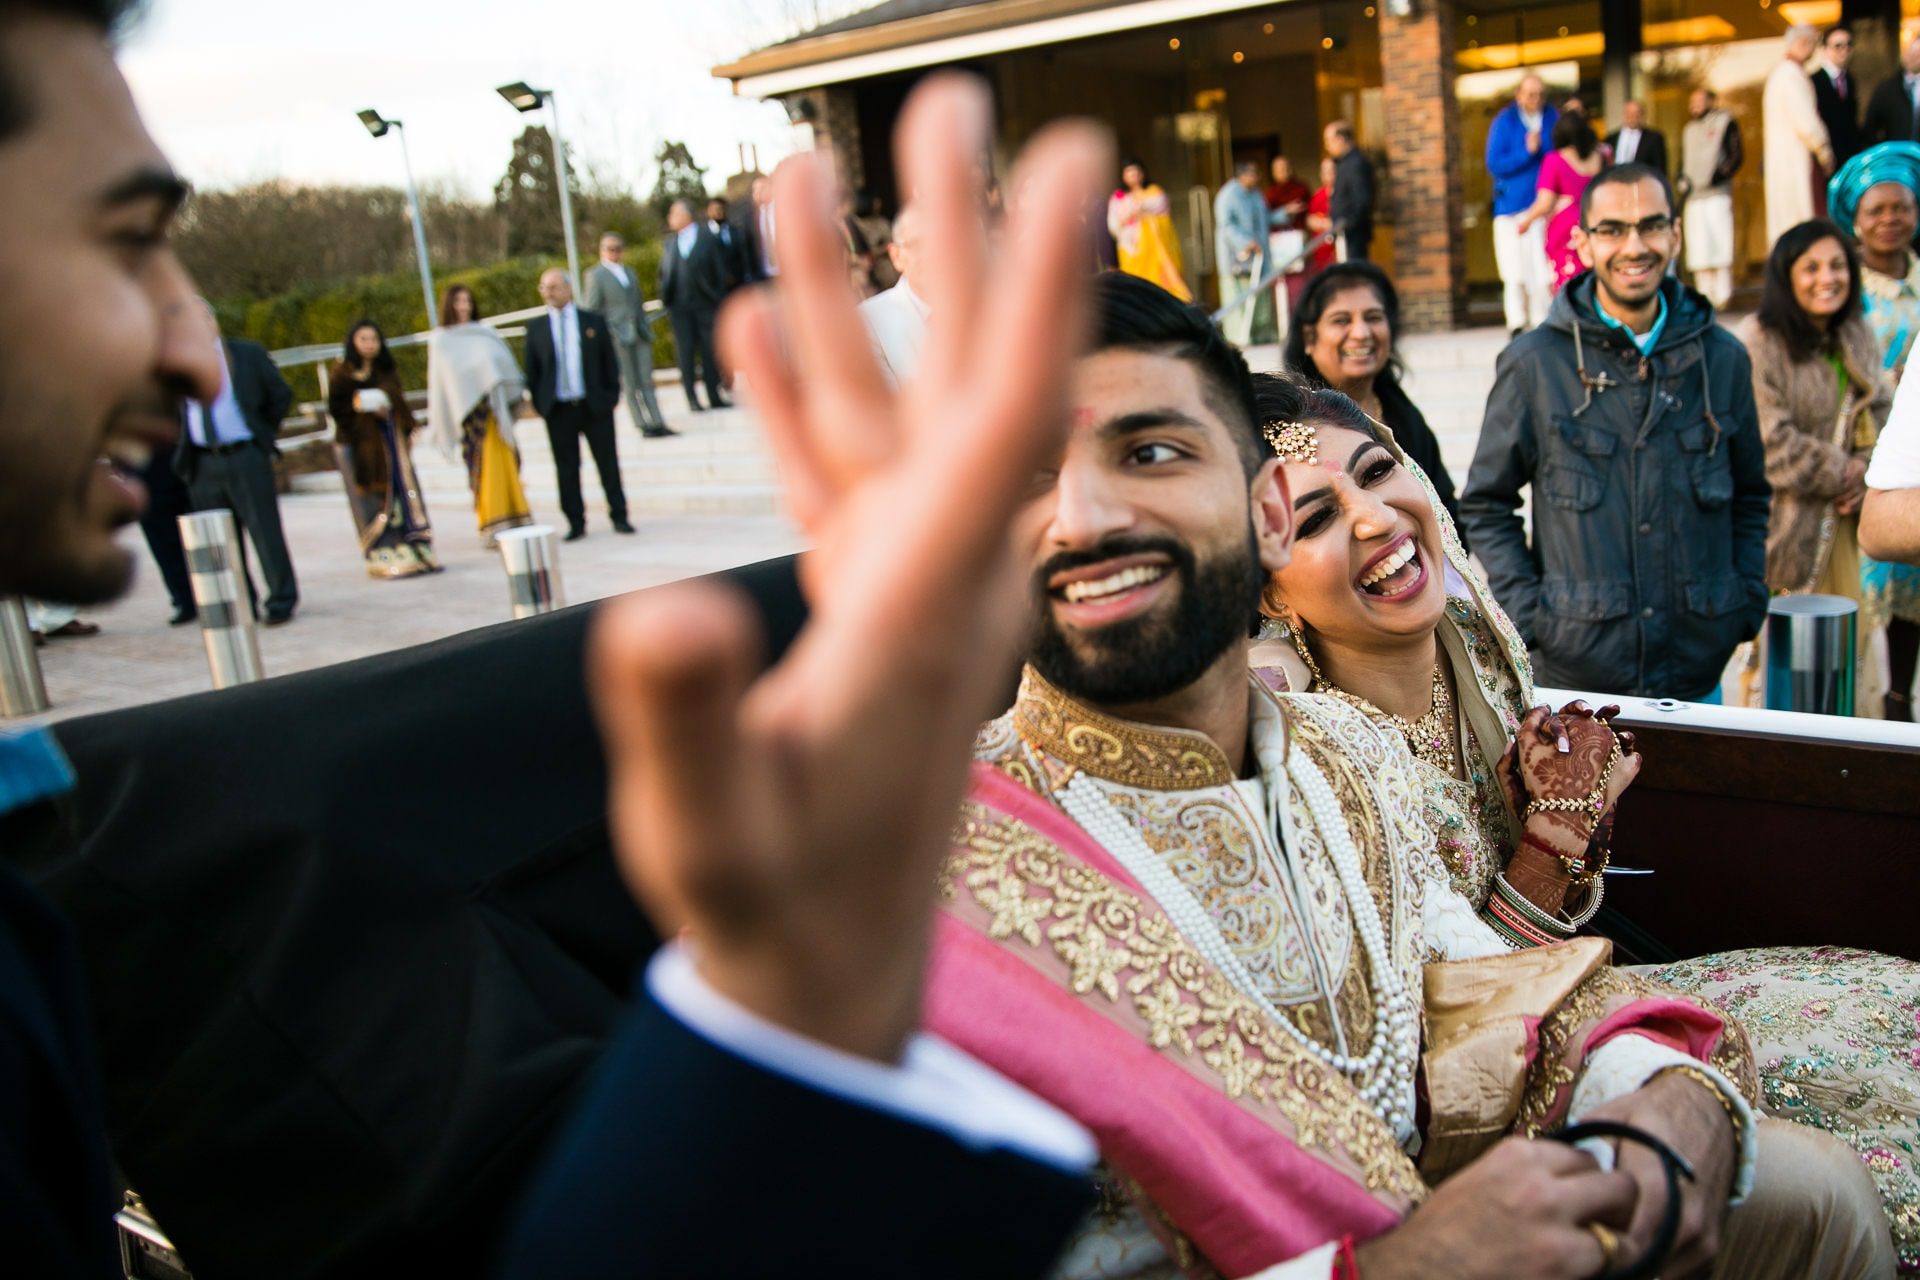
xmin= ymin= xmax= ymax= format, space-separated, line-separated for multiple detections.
xmin=1247 ymin=372 xmax=1920 ymax=1271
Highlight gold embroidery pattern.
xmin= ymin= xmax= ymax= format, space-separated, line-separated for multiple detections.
xmin=1277 ymin=696 xmax=1431 ymax=991
xmin=1008 ymin=667 xmax=1233 ymax=790
xmin=945 ymin=800 xmax=1427 ymax=1205
xmin=1515 ymin=967 xmax=1763 ymax=1136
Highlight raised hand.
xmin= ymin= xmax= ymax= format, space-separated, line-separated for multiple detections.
xmin=587 ymin=76 xmax=1112 ymax=1062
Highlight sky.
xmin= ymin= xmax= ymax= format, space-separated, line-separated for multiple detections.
xmin=118 ymin=0 xmax=862 ymax=200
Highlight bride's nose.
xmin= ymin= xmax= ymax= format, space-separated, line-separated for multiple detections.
xmin=1344 ymin=482 xmax=1397 ymax=542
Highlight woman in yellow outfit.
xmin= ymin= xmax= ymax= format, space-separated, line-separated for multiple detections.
xmin=428 ymin=285 xmax=534 ymax=547
xmin=1106 ymin=159 xmax=1191 ymax=301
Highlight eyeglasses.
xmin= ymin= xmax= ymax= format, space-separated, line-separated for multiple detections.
xmin=1582 ymin=215 xmax=1674 ymax=244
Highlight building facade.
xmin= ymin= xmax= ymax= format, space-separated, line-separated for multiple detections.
xmin=717 ymin=0 xmax=1911 ymax=331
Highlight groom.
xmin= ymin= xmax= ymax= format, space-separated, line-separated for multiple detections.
xmin=928 ymin=271 xmax=1892 ymax=1279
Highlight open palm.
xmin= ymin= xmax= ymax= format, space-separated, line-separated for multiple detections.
xmin=588 ymin=77 xmax=1111 ymax=1060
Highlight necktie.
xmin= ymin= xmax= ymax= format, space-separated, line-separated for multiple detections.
xmin=560 ymin=314 xmax=574 ymax=401
xmin=1836 ymin=71 xmax=1848 ymax=99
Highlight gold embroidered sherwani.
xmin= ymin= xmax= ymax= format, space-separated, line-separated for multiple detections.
xmin=970 ymin=668 xmax=1780 ymax=1280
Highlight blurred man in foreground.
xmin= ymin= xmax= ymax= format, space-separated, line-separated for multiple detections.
xmin=0 ymin=4 xmax=1112 ymax=1274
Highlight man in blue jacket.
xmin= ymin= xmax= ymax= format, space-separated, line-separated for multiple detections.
xmin=1486 ymin=74 xmax=1557 ymax=336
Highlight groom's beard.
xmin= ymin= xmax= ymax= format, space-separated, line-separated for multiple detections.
xmin=1027 ymin=528 xmax=1265 ymax=706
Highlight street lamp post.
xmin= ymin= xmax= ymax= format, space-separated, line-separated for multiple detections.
xmin=357 ymin=109 xmax=438 ymax=324
xmin=497 ymin=82 xmax=581 ymax=295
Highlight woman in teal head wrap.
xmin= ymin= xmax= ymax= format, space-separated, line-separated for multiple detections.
xmin=1830 ymin=143 xmax=1920 ymax=719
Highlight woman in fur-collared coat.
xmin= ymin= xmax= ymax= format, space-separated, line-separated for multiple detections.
xmin=1736 ymin=219 xmax=1891 ymax=714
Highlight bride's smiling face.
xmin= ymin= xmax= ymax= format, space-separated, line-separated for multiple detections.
xmin=1262 ymin=423 xmax=1446 ymax=648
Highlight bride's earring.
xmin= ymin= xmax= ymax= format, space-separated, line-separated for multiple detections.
xmin=1287 ymin=620 xmax=1325 ymax=686
xmin=1257 ymin=615 xmax=1289 ymax=641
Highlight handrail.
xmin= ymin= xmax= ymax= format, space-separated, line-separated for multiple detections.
xmin=268 ymin=301 xmax=665 ymax=370
xmin=267 ymin=298 xmax=667 ymax=444
xmin=1209 ymin=228 xmax=1335 ymax=325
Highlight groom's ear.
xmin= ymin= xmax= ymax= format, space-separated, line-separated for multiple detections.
xmin=1252 ymin=457 xmax=1293 ymax=573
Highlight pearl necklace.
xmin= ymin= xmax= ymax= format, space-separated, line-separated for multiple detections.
xmin=1056 ymin=763 xmax=1421 ymax=1140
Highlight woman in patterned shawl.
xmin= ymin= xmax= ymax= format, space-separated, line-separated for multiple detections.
xmin=1250 ymin=372 xmax=1920 ymax=1270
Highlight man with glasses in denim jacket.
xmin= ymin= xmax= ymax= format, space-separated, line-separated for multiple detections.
xmin=1462 ymin=163 xmax=1773 ymax=702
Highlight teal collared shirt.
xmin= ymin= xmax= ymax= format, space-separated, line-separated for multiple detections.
xmin=1595 ymin=292 xmax=1668 ymax=356
xmin=0 ymin=726 xmax=75 ymax=816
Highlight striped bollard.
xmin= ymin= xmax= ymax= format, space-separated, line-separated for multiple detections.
xmin=497 ymin=525 xmax=564 ymax=620
xmin=178 ymin=510 xmax=264 ymax=688
xmin=0 ymin=596 xmax=50 ymax=717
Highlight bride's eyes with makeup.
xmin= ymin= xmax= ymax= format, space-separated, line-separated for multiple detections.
xmin=1295 ymin=449 xmax=1398 ymax=540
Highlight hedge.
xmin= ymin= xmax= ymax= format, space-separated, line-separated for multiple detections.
xmin=219 ymin=241 xmax=676 ymax=403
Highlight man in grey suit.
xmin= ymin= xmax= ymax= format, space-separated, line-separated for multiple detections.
xmin=581 ymin=233 xmax=675 ymax=438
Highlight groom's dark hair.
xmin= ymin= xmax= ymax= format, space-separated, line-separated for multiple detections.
xmin=1088 ymin=272 xmax=1262 ymax=475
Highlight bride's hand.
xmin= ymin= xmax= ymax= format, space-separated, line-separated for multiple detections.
xmin=1500 ymin=703 xmax=1641 ymax=840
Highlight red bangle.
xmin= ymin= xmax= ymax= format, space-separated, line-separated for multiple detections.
xmin=1520 ymin=828 xmax=1603 ymax=885
xmin=1333 ymin=1234 xmax=1361 ymax=1279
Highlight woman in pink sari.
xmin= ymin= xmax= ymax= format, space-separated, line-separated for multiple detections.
xmin=1515 ymin=112 xmax=1605 ymax=293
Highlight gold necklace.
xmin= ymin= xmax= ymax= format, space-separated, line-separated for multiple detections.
xmin=1291 ymin=628 xmax=1459 ymax=772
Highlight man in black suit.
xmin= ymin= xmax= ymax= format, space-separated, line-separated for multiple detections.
xmin=1605 ymin=99 xmax=1669 ymax=177
xmin=1812 ymin=25 xmax=1865 ymax=165
xmin=523 ymin=268 xmax=631 ymax=541
xmin=706 ymin=195 xmax=744 ymax=292
xmin=658 ymin=198 xmax=731 ymax=411
xmin=732 ymin=173 xmax=776 ymax=284
xmin=137 ymin=444 xmax=196 ymax=624
xmin=1323 ymin=119 xmax=1375 ymax=260
xmin=1865 ymin=35 xmax=1920 ymax=145
xmin=175 ymin=310 xmax=300 ymax=624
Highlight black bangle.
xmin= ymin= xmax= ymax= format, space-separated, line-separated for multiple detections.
xmin=1548 ymin=1119 xmax=1696 ymax=1280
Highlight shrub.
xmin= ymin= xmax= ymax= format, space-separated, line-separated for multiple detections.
xmin=219 ymin=244 xmax=679 ymax=405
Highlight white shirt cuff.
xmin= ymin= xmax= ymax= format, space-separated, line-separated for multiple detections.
xmin=647 ymin=943 xmax=1097 ymax=1173
xmin=1569 ymin=1033 xmax=1758 ymax=1205
xmin=1242 ymin=1240 xmax=1341 ymax=1280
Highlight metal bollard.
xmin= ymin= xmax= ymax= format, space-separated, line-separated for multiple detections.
xmin=497 ymin=525 xmax=564 ymax=619
xmin=178 ymin=510 xmax=264 ymax=689
xmin=0 ymin=596 xmax=50 ymax=717
xmin=1765 ymin=594 xmax=1856 ymax=716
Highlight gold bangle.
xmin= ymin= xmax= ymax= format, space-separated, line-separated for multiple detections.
xmin=1653 ymin=1064 xmax=1742 ymax=1135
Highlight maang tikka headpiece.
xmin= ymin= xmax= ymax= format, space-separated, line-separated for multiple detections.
xmin=1263 ymin=420 xmax=1319 ymax=465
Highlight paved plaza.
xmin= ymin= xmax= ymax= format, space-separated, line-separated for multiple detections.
xmin=19 ymin=326 xmax=1516 ymax=727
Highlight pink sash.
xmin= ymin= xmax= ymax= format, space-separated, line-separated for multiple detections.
xmin=926 ymin=766 xmax=1418 ymax=1276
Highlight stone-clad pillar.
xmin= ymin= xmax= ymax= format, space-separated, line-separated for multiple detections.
xmin=782 ymin=86 xmax=865 ymax=192
xmin=1381 ymin=0 xmax=1466 ymax=332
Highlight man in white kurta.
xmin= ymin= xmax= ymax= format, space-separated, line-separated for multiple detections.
xmin=1765 ymin=26 xmax=1835 ymax=244
xmin=859 ymin=204 xmax=930 ymax=385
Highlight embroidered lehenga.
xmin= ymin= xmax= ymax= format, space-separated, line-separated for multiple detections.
xmin=1251 ymin=429 xmax=1920 ymax=1271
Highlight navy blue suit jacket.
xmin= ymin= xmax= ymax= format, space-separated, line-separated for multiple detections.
xmin=0 ymin=800 xmax=117 ymax=1278
xmin=501 ymin=976 xmax=1091 ymax=1277
xmin=43 ymin=554 xmax=1090 ymax=1279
